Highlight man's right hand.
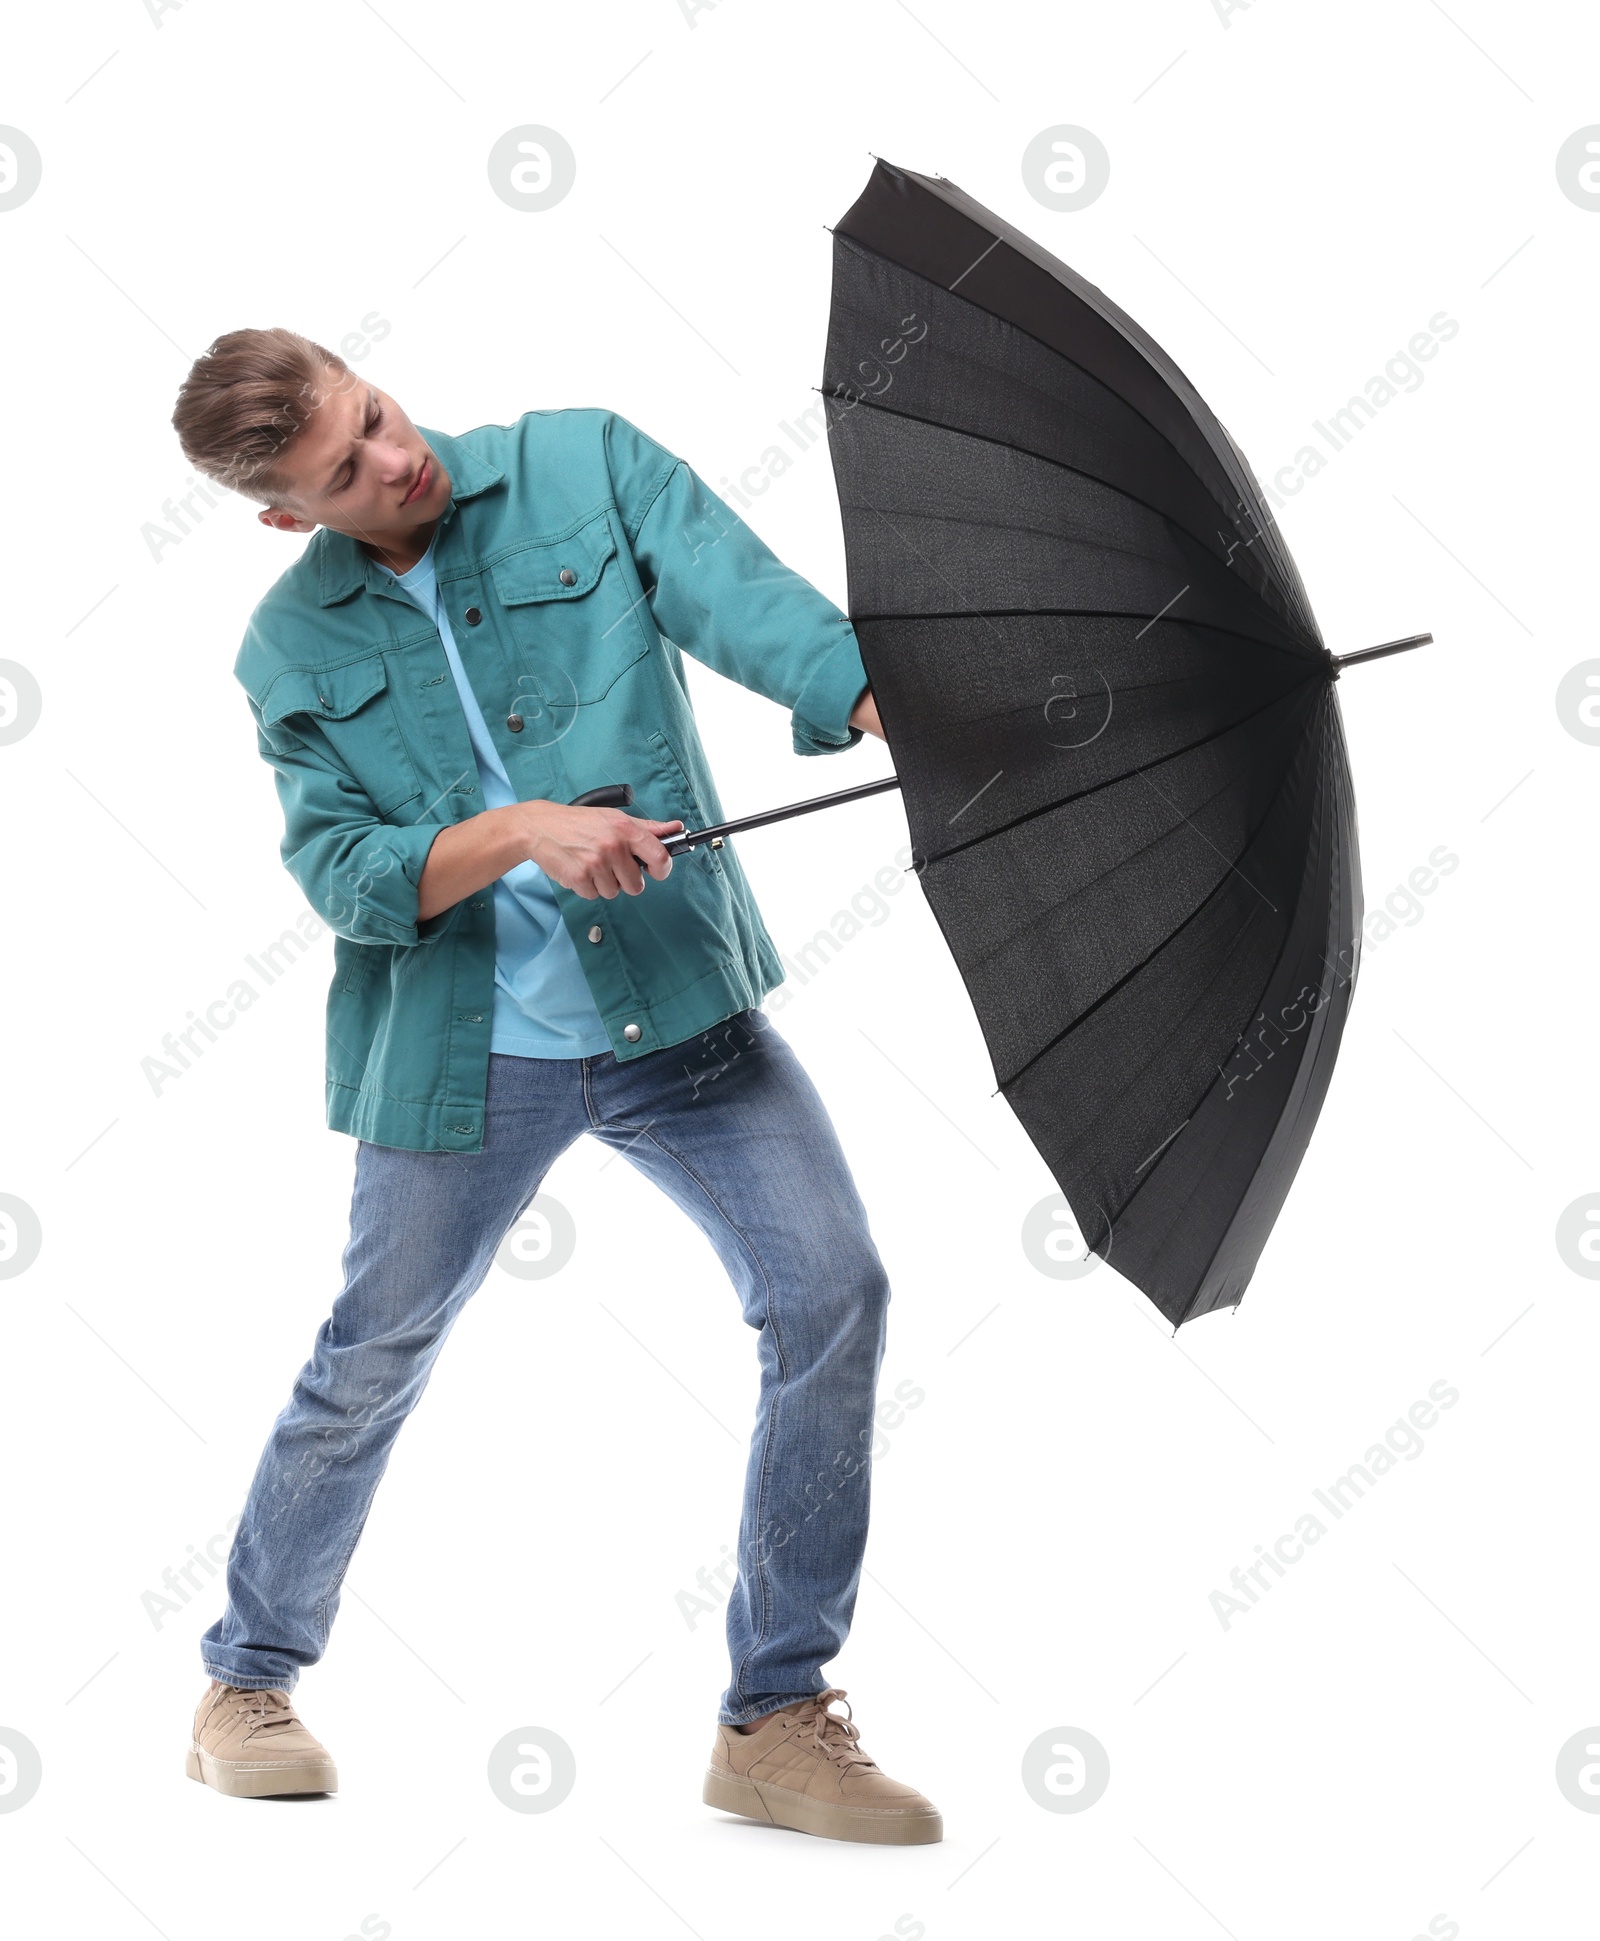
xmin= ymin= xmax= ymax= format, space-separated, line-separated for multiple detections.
xmin=416 ymin=801 xmax=686 ymax=922
xmin=513 ymin=800 xmax=685 ymax=900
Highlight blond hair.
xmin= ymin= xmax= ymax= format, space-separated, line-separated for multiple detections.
xmin=171 ymin=327 xmax=357 ymax=504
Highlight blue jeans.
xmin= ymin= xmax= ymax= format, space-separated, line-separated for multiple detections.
xmin=201 ymin=1009 xmax=892 ymax=1724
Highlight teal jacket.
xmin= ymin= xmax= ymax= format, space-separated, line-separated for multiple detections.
xmin=234 ymin=408 xmax=869 ymax=1152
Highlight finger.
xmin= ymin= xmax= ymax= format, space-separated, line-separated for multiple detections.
xmin=598 ymin=829 xmax=643 ymax=895
xmin=628 ymin=830 xmax=675 ymax=881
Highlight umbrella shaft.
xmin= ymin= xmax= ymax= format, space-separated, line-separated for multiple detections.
xmin=663 ymin=774 xmax=903 ymax=855
xmin=1333 ymin=632 xmax=1432 ymax=668
xmin=658 ymin=630 xmax=1430 ymax=858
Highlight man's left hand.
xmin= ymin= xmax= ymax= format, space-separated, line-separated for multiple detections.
xmin=849 ymin=687 xmax=885 ymax=740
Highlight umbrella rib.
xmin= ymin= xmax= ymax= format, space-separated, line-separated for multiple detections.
xmin=826 ymin=350 xmax=1314 ymax=645
xmin=853 ymin=494 xmax=1304 ymax=666
xmin=1056 ymin=709 xmax=1337 ymax=1304
xmin=856 ymin=605 xmax=1312 ymax=666
xmin=1125 ymin=711 xmax=1345 ymax=1320
xmin=835 ymin=222 xmax=1322 ymax=636
xmin=924 ymin=674 xmax=1322 ymax=869
xmin=994 ymin=685 xmax=1323 ymax=1092
xmin=1137 ymin=766 xmax=1279 ymax=915
xmin=952 ymin=715 xmax=1304 ymax=980
xmin=866 ymin=651 xmax=1313 ymax=760
xmin=882 ymin=679 xmax=1293 ymax=776
xmin=832 ymin=232 xmax=1250 ymax=516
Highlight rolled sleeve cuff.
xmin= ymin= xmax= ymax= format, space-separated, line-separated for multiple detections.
xmin=790 ymin=620 xmax=869 ymax=756
xmin=327 ymin=822 xmax=450 ymax=946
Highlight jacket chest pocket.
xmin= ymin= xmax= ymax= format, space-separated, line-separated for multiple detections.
xmin=259 ymin=653 xmax=423 ymax=817
xmin=490 ymin=514 xmax=650 ymax=718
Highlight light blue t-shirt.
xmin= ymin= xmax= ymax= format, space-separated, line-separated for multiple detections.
xmin=373 ymin=535 xmax=612 ymax=1058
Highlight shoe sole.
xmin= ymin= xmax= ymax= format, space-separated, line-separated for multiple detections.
xmin=186 ymin=1744 xmax=338 ymax=1798
xmin=703 ymin=1768 xmax=942 ymax=1845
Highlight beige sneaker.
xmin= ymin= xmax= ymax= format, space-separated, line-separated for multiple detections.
xmin=186 ymin=1681 xmax=338 ymax=1798
xmin=703 ymin=1686 xmax=941 ymax=1844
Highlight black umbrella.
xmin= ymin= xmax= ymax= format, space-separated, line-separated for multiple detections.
xmin=596 ymin=159 xmax=1428 ymax=1328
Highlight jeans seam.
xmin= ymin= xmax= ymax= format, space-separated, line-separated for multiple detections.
xmin=631 ymin=1122 xmax=787 ymax=1709
xmin=580 ymin=1056 xmax=603 ymax=1132
xmin=314 ymin=1517 xmax=369 ymax=1654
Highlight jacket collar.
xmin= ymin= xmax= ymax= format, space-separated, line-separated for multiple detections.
xmin=314 ymin=425 xmax=505 ymax=606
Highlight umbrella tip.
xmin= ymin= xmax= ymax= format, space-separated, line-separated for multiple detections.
xmin=1331 ymin=632 xmax=1434 ymax=671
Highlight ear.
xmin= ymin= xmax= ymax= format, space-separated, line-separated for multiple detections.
xmin=257 ymin=506 xmax=319 ymax=536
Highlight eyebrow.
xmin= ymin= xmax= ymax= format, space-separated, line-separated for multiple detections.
xmin=323 ymin=388 xmax=379 ymax=494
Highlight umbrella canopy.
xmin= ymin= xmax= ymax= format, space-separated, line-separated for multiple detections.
xmin=819 ymin=158 xmax=1391 ymax=1327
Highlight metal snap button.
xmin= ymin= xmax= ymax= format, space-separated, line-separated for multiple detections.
xmin=587 ymin=925 xmax=603 ymax=944
xmin=506 ymin=713 xmax=524 ymax=733
xmin=622 ymin=1022 xmax=642 ymax=1042
xmin=317 ymin=693 xmax=330 ymax=709
xmin=464 ymin=606 xmax=482 ymax=625
xmin=558 ymin=567 xmax=576 ymax=587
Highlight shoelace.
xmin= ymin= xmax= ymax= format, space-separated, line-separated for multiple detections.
xmin=221 ymin=1686 xmax=303 ymax=1742
xmin=791 ymin=1688 xmax=878 ymax=1771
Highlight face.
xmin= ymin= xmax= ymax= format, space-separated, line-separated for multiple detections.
xmin=257 ymin=367 xmax=451 ymax=552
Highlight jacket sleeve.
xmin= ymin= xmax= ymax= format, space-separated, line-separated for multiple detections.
xmin=244 ymin=695 xmax=449 ymax=946
xmin=603 ymin=412 xmax=869 ymax=756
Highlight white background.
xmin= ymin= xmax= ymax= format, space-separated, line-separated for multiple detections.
xmin=1 ymin=2 xmax=1594 ymax=1937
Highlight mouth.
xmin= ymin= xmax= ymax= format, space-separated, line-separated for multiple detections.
xmin=400 ymin=455 xmax=432 ymax=507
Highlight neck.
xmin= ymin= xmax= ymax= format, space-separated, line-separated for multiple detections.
xmin=359 ymin=519 xmax=438 ymax=576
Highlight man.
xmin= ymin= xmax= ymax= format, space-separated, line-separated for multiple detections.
xmin=170 ymin=328 xmax=940 ymax=1845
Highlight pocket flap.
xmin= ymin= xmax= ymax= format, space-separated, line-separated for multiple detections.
xmin=260 ymin=654 xmax=389 ymax=726
xmin=491 ymin=517 xmax=618 ymax=605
